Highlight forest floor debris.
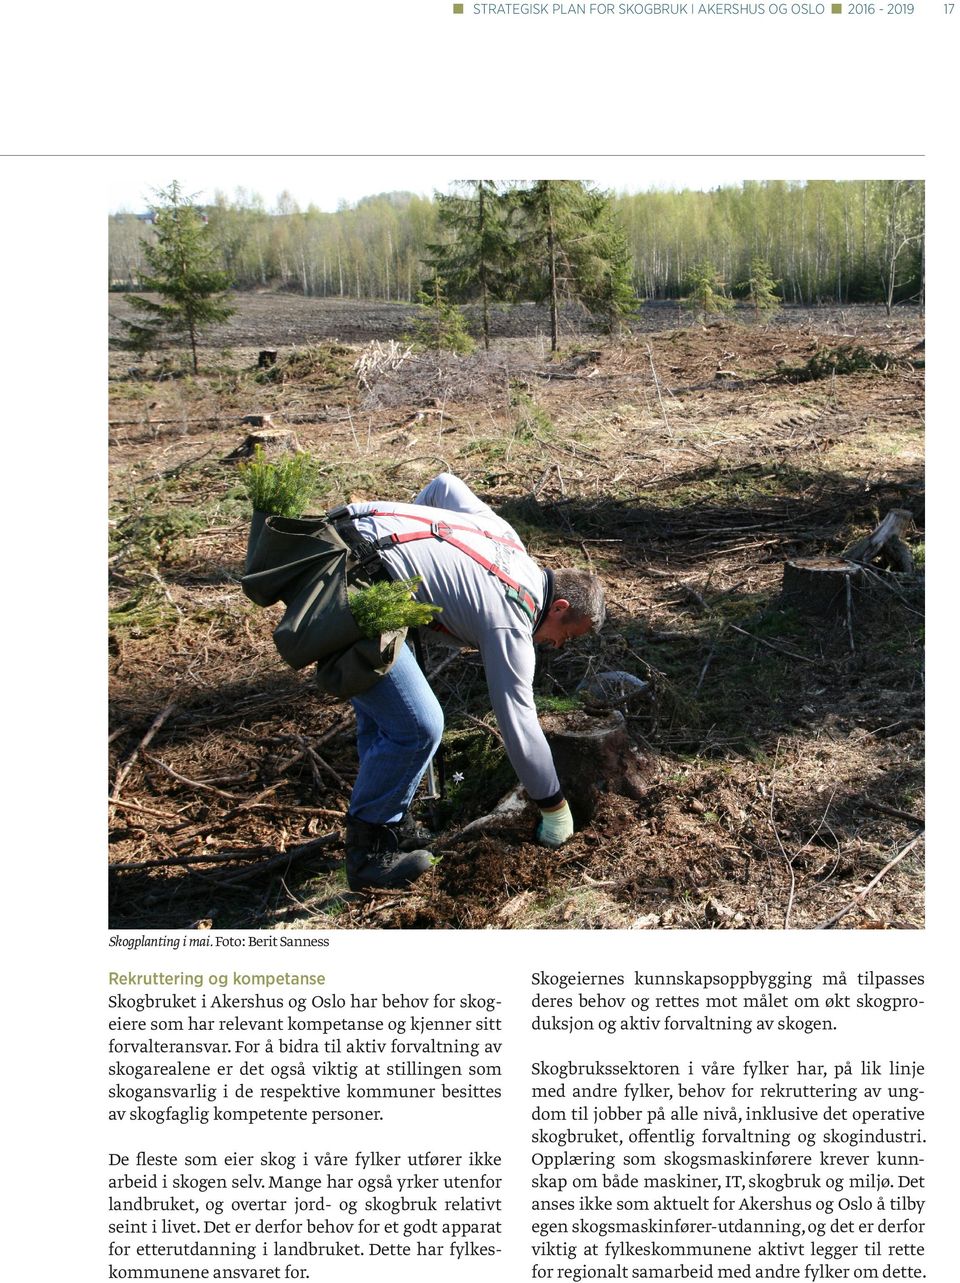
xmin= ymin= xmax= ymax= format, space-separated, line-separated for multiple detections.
xmin=108 ymin=297 xmax=924 ymax=931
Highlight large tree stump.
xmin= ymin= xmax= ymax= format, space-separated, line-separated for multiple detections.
xmin=225 ymin=425 xmax=302 ymax=460
xmin=781 ymin=558 xmax=863 ymax=616
xmin=541 ymin=709 xmax=650 ymax=823
xmin=782 ymin=509 xmax=916 ymax=617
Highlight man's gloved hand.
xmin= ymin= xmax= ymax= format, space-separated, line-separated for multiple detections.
xmin=536 ymin=800 xmax=574 ymax=848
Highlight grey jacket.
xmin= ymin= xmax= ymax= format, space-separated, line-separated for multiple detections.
xmin=348 ymin=474 xmax=561 ymax=805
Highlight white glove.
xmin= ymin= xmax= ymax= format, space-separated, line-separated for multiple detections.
xmin=536 ymin=800 xmax=574 ymax=847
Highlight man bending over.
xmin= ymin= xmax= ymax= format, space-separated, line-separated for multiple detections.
xmin=331 ymin=473 xmax=605 ymax=891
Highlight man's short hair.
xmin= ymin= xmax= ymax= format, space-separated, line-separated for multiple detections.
xmin=553 ymin=569 xmax=605 ymax=630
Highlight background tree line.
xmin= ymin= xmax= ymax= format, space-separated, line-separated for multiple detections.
xmin=109 ymin=179 xmax=924 ymax=311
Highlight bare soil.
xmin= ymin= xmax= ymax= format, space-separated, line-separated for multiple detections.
xmin=108 ymin=294 xmax=924 ymax=932
xmin=108 ymin=291 xmax=911 ymax=348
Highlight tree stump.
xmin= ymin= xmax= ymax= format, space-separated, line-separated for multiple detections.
xmin=842 ymin=508 xmax=915 ymax=574
xmin=782 ymin=510 xmax=916 ymax=617
xmin=257 ymin=350 xmax=279 ymax=369
xmin=540 ymin=709 xmax=650 ymax=823
xmin=225 ymin=426 xmax=302 ymax=460
xmin=781 ymin=558 xmax=863 ymax=617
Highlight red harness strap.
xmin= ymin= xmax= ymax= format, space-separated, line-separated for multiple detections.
xmin=368 ymin=509 xmax=539 ymax=622
xmin=368 ymin=510 xmax=525 ymax=550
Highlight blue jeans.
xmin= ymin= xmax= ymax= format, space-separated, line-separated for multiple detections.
xmin=348 ymin=642 xmax=444 ymax=824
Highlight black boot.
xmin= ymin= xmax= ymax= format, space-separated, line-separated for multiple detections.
xmin=345 ymin=816 xmax=434 ymax=891
xmin=395 ymin=811 xmax=435 ymax=852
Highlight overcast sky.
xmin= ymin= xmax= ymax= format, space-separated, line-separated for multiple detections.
xmin=104 ymin=158 xmax=800 ymax=214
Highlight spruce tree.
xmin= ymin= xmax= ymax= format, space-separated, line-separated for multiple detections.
xmin=410 ymin=276 xmax=475 ymax=354
xmin=566 ymin=195 xmax=637 ymax=337
xmin=426 ymin=180 xmax=515 ymax=350
xmin=740 ymin=256 xmax=780 ymax=318
xmin=683 ymin=261 xmax=735 ymax=321
xmin=120 ymin=182 xmax=234 ymax=372
xmin=515 ymin=181 xmax=636 ymax=350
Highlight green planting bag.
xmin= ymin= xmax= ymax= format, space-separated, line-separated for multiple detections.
xmin=241 ymin=511 xmax=405 ymax=696
xmin=314 ymin=630 xmax=407 ymax=699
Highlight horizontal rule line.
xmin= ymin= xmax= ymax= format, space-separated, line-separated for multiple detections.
xmin=4 ymin=151 xmax=927 ymax=160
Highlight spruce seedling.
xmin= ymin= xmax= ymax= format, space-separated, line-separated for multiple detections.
xmin=236 ymin=446 xmax=319 ymax=517
xmin=348 ymin=576 xmax=442 ymax=638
